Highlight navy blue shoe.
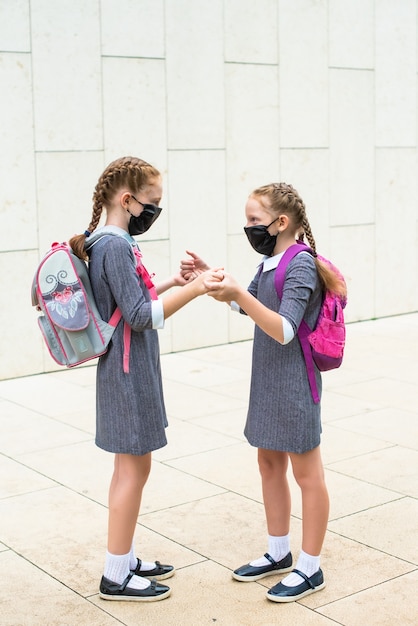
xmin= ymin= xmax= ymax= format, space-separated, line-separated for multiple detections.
xmin=99 ymin=573 xmax=171 ymax=602
xmin=232 ymin=552 xmax=293 ymax=582
xmin=131 ymin=558 xmax=175 ymax=580
xmin=266 ymin=568 xmax=326 ymax=602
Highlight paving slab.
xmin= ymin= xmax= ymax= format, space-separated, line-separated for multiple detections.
xmin=0 ymin=314 xmax=417 ymax=624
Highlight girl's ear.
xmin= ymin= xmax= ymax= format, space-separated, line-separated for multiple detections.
xmin=119 ymin=191 xmax=131 ymax=209
xmin=278 ymin=214 xmax=290 ymax=230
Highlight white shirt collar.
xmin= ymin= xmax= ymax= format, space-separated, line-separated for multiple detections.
xmin=259 ymin=249 xmax=311 ymax=272
xmin=259 ymin=251 xmax=286 ymax=272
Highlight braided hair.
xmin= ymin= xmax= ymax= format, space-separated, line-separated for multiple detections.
xmin=251 ymin=183 xmax=346 ymax=296
xmin=69 ymin=156 xmax=160 ymax=260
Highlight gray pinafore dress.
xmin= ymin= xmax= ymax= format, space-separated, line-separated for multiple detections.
xmin=85 ymin=227 xmax=168 ymax=456
xmin=244 ymin=251 xmax=323 ymax=454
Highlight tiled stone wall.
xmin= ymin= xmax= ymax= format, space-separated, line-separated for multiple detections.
xmin=0 ymin=0 xmax=417 ymax=379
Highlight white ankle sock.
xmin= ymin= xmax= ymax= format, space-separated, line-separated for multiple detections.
xmin=281 ymin=550 xmax=320 ymax=587
xmin=126 ymin=574 xmax=152 ymax=590
xmin=104 ymin=550 xmax=150 ymax=590
xmin=250 ymin=534 xmax=290 ymax=567
xmin=104 ymin=550 xmax=131 ymax=584
xmin=128 ymin=541 xmax=156 ymax=572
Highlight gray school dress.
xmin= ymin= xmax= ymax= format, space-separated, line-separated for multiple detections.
xmin=85 ymin=227 xmax=168 ymax=456
xmin=244 ymin=252 xmax=323 ymax=454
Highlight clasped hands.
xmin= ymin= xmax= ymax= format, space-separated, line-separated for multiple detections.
xmin=179 ymin=250 xmax=238 ymax=303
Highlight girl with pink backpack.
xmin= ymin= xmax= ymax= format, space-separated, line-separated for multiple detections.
xmin=183 ymin=182 xmax=347 ymax=603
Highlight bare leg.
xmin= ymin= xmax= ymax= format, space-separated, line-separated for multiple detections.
xmin=288 ymin=445 xmax=329 ymax=556
xmin=258 ymin=448 xmax=291 ymax=536
xmin=233 ymin=448 xmax=292 ymax=575
xmin=265 ymin=446 xmax=328 ymax=600
xmin=108 ymin=452 xmax=151 ymax=554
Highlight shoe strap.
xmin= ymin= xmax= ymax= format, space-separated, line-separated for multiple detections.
xmin=264 ymin=553 xmax=279 ymax=567
xmin=292 ymin=568 xmax=315 ymax=589
xmin=118 ymin=572 xmax=135 ymax=591
xmin=133 ymin=558 xmax=142 ymax=575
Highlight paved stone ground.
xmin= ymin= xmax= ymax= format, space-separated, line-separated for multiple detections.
xmin=1 ymin=314 xmax=417 ymax=625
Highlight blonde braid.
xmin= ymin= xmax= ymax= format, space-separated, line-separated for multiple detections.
xmin=252 ymin=181 xmax=346 ymax=296
xmin=69 ymin=156 xmax=160 ymax=260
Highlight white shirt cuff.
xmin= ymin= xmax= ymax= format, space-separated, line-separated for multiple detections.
xmin=280 ymin=316 xmax=295 ymax=345
xmin=152 ymin=300 xmax=165 ymax=329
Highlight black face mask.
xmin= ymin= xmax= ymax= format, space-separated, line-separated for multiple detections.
xmin=244 ymin=217 xmax=279 ymax=256
xmin=128 ymin=198 xmax=162 ymax=236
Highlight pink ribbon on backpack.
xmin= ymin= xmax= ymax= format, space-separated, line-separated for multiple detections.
xmin=122 ymin=246 xmax=158 ymax=374
xmin=132 ymin=247 xmax=158 ymax=301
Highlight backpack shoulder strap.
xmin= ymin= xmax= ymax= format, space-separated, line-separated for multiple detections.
xmin=273 ymin=242 xmax=320 ymax=404
xmin=90 ymin=230 xmax=158 ymax=374
xmin=85 ymin=231 xmax=135 ymax=373
xmin=274 ymin=242 xmax=312 ymax=299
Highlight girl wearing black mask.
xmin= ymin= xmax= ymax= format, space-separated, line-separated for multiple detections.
xmin=182 ymin=182 xmax=345 ymax=603
xmin=69 ymin=156 xmax=222 ymax=602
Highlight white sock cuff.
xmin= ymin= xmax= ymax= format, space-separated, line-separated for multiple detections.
xmin=296 ymin=550 xmax=320 ymax=578
xmin=267 ymin=534 xmax=291 ymax=559
xmin=104 ymin=550 xmax=130 ymax=584
xmin=129 ymin=541 xmax=137 ymax=570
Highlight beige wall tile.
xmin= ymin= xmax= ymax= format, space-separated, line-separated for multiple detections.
xmin=226 ymin=233 xmax=258 ymax=342
xmin=329 ymin=0 xmax=374 ymax=69
xmin=280 ymin=149 xmax=330 ymax=252
xmin=102 ymin=57 xmax=168 ymax=178
xmin=31 ymin=0 xmax=102 ymax=151
xmin=100 ymin=0 xmax=165 ymax=58
xmin=375 ymin=148 xmax=418 ymax=316
xmin=165 ymin=0 xmax=224 ymax=149
xmin=36 ymin=151 xmax=105 ymax=254
xmin=1 ymin=251 xmax=44 ymax=379
xmin=327 ymin=224 xmax=375 ymax=322
xmin=1 ymin=1 xmax=418 ymax=379
xmin=0 ymin=0 xmax=30 ymax=51
xmin=376 ymin=0 xmax=417 ymax=146
xmin=139 ymin=238 xmax=173 ymax=353
xmin=167 ymin=149 xmax=228 ymax=349
xmin=224 ymin=0 xmax=278 ymax=64
xmin=279 ymin=0 xmax=328 ymax=147
xmin=225 ymin=63 xmax=280 ymax=233
xmin=0 ymin=53 xmax=37 ymax=252
xmin=329 ymin=69 xmax=374 ymax=226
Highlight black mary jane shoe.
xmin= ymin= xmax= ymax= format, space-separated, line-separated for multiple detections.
xmin=99 ymin=573 xmax=171 ymax=602
xmin=132 ymin=558 xmax=175 ymax=580
xmin=266 ymin=568 xmax=326 ymax=602
xmin=232 ymin=552 xmax=293 ymax=582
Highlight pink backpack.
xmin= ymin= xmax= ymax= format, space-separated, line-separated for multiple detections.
xmin=274 ymin=242 xmax=347 ymax=404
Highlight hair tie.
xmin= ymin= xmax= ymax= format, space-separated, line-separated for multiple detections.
xmin=84 ymin=230 xmax=91 ymax=237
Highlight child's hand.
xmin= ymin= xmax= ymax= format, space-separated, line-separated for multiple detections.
xmin=204 ymin=272 xmax=240 ymax=302
xmin=192 ymin=268 xmax=224 ymax=295
xmin=180 ymin=250 xmax=210 ymax=281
